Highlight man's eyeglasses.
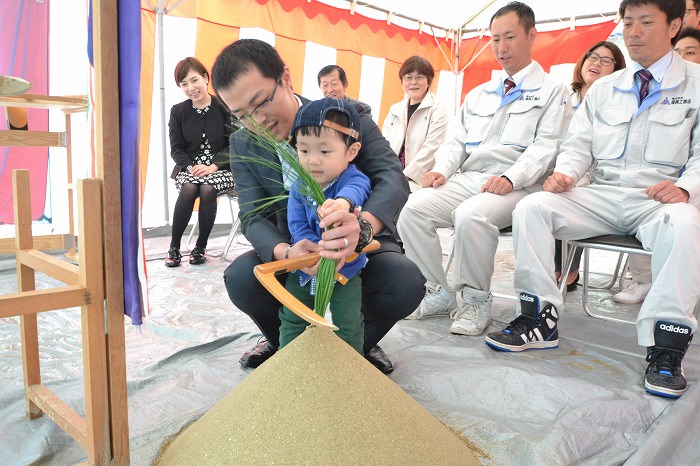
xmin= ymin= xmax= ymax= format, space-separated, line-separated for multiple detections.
xmin=686 ymin=8 xmax=699 ymax=16
xmin=402 ymin=74 xmax=427 ymax=83
xmin=233 ymin=78 xmax=280 ymax=121
xmin=585 ymin=52 xmax=615 ymax=66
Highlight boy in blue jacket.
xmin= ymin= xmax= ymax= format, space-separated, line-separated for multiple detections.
xmin=280 ymin=97 xmax=370 ymax=353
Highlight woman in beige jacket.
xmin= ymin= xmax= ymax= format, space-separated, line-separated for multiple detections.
xmin=382 ymin=56 xmax=450 ymax=191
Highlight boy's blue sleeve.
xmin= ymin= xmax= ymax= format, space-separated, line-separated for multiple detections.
xmin=334 ymin=165 xmax=371 ymax=208
xmin=287 ymin=190 xmax=321 ymax=244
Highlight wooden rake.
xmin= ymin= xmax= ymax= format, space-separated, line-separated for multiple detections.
xmin=254 ymin=240 xmax=380 ymax=330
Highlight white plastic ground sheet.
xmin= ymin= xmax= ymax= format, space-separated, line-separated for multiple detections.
xmin=1 ymin=230 xmax=699 ymax=465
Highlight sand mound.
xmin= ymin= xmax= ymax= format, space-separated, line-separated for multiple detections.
xmin=157 ymin=326 xmax=480 ymax=465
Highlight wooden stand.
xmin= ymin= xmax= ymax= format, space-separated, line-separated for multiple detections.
xmin=0 ymin=94 xmax=88 ymax=257
xmin=0 ymin=170 xmax=113 ymax=465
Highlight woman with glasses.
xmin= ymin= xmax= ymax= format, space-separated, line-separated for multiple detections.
xmin=555 ymin=41 xmax=626 ymax=291
xmin=382 ymin=55 xmax=450 ymax=192
xmin=166 ymin=57 xmax=234 ymax=267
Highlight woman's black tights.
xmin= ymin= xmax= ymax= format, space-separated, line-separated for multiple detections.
xmin=170 ymin=183 xmax=218 ymax=249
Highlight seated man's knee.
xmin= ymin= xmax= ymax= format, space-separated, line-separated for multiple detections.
xmin=362 ymin=252 xmax=425 ymax=312
xmin=513 ymin=191 xmax=549 ymax=220
xmin=663 ymin=204 xmax=700 ymax=234
xmin=223 ymin=251 xmax=260 ymax=307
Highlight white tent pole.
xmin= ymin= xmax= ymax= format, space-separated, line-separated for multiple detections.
xmin=157 ymin=1 xmax=170 ymax=224
xmin=445 ymin=0 xmax=496 ymax=114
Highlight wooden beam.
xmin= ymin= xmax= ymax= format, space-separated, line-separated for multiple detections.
xmin=0 ymin=93 xmax=88 ymax=110
xmin=0 ymin=286 xmax=88 ymax=318
xmin=27 ymin=384 xmax=88 ymax=448
xmin=17 ymin=249 xmax=80 ymax=285
xmin=0 ymin=129 xmax=65 ymax=147
xmin=0 ymin=234 xmax=67 ymax=253
xmin=92 ymin=1 xmax=130 ymax=463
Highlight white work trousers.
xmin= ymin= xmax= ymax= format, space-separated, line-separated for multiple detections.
xmin=512 ymin=185 xmax=700 ymax=346
xmin=397 ymin=171 xmax=540 ymax=294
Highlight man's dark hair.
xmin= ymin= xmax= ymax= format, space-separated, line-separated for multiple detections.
xmin=399 ymin=56 xmax=435 ymax=87
xmin=618 ymin=0 xmax=685 ymax=25
xmin=211 ymin=39 xmax=285 ymax=92
xmin=317 ymin=65 xmax=348 ymax=87
xmin=490 ymin=1 xmax=535 ymax=31
xmin=674 ymin=25 xmax=700 ymax=45
xmin=695 ymin=0 xmax=700 ymax=9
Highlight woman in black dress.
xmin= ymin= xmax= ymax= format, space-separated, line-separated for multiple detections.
xmin=166 ymin=57 xmax=234 ymax=267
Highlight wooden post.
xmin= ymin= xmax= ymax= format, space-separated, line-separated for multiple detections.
xmin=13 ymin=170 xmax=42 ymax=420
xmin=77 ymin=178 xmax=111 ymax=465
xmin=91 ymin=1 xmax=130 ymax=463
xmin=64 ymin=110 xmax=76 ymax=259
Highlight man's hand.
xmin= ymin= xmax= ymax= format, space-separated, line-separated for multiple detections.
xmin=318 ymin=210 xmax=360 ymax=260
xmin=481 ymin=176 xmax=513 ymax=195
xmin=646 ymin=180 xmax=689 ymax=204
xmin=273 ymin=238 xmax=318 ymax=261
xmin=421 ymin=171 xmax=446 ymax=188
xmin=543 ymin=172 xmax=575 ymax=193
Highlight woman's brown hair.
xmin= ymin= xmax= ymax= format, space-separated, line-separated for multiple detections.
xmin=174 ymin=57 xmax=209 ymax=86
xmin=571 ymin=41 xmax=626 ymax=95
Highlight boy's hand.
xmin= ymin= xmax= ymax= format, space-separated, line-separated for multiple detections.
xmin=318 ymin=198 xmax=350 ymax=221
xmin=300 ymin=263 xmax=320 ymax=277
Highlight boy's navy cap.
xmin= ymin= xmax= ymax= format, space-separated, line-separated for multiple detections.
xmin=291 ymin=97 xmax=361 ymax=143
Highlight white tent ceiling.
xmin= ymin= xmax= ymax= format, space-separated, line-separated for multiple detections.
xmin=318 ymin=0 xmax=619 ymax=37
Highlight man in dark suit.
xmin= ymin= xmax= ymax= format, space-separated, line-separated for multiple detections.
xmin=211 ymin=39 xmax=425 ymax=373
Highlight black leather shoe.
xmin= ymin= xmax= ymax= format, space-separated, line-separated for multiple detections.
xmin=365 ymin=345 xmax=394 ymax=374
xmin=189 ymin=246 xmax=206 ymax=265
xmin=239 ymin=340 xmax=276 ymax=368
xmin=164 ymin=247 xmax=181 ymax=267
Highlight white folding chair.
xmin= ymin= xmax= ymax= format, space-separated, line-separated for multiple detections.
xmin=560 ymin=235 xmax=651 ymax=325
xmin=185 ymin=189 xmax=241 ymax=258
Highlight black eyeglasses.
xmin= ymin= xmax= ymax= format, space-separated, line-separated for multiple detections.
xmin=585 ymin=52 xmax=615 ymax=66
xmin=234 ymin=78 xmax=280 ymax=121
xmin=686 ymin=8 xmax=699 ymax=16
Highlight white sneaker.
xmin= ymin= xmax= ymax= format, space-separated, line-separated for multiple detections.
xmin=450 ymin=292 xmax=493 ymax=336
xmin=613 ymin=281 xmax=652 ymax=304
xmin=405 ymin=283 xmax=456 ymax=320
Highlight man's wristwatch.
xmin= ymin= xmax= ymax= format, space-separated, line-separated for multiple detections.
xmin=355 ymin=214 xmax=373 ymax=253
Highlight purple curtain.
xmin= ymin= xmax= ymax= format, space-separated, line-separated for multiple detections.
xmin=88 ymin=2 xmax=143 ymax=324
xmin=119 ymin=2 xmax=143 ymax=324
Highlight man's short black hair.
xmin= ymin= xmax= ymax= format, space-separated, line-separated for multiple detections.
xmin=490 ymin=1 xmax=536 ymax=31
xmin=618 ymin=0 xmax=685 ymax=25
xmin=674 ymin=25 xmax=700 ymax=45
xmin=211 ymin=39 xmax=285 ymax=92
xmin=317 ymin=65 xmax=348 ymax=87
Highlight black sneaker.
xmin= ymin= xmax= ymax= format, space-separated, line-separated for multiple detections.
xmin=485 ymin=292 xmax=559 ymax=352
xmin=164 ymin=247 xmax=181 ymax=267
xmin=190 ymin=246 xmax=206 ymax=265
xmin=645 ymin=349 xmax=687 ymax=398
xmin=644 ymin=321 xmax=693 ymax=398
